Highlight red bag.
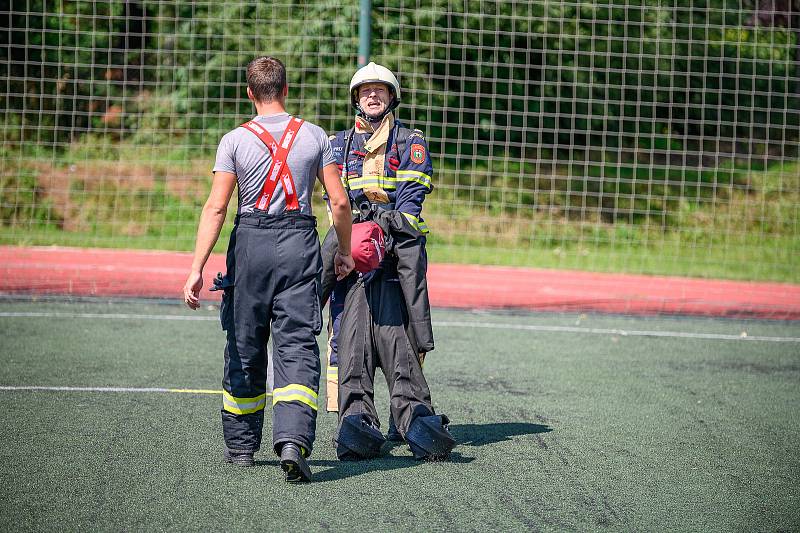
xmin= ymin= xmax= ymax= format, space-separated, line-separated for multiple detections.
xmin=351 ymin=221 xmax=385 ymax=273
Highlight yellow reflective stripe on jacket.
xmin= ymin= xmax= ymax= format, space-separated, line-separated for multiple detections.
xmin=222 ymin=390 xmax=268 ymax=415
xmin=272 ymin=384 xmax=318 ymax=411
xmin=346 ymin=171 xmax=432 ymax=191
xmin=347 ymin=175 xmax=397 ymax=190
xmin=401 ymin=212 xmax=430 ymax=234
xmin=395 ymin=170 xmax=432 ymax=189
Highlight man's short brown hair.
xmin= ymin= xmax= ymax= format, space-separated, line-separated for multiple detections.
xmin=246 ymin=56 xmax=287 ymax=103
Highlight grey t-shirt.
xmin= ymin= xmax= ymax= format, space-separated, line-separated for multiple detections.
xmin=213 ymin=112 xmax=335 ymax=216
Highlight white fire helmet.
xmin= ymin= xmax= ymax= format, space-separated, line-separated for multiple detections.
xmin=349 ymin=62 xmax=401 ymax=116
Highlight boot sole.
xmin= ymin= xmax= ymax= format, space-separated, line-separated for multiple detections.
xmin=223 ymin=453 xmax=255 ymax=467
xmin=280 ymin=458 xmax=312 ymax=483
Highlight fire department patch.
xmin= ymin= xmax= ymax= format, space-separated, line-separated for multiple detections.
xmin=410 ymin=143 xmax=426 ymax=164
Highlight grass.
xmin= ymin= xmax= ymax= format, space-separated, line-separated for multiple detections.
xmin=1 ymin=147 xmax=798 ymax=282
xmin=426 ymin=234 xmax=800 ymax=282
xmin=0 ymin=299 xmax=798 ymax=531
xmin=2 ymin=223 xmax=797 ymax=283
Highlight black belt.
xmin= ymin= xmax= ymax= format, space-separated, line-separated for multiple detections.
xmin=235 ymin=211 xmax=317 ymax=229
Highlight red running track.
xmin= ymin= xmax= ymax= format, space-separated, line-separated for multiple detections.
xmin=1 ymin=245 xmax=799 ymax=320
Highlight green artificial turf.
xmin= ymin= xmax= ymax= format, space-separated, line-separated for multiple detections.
xmin=0 ymin=300 xmax=798 ymax=531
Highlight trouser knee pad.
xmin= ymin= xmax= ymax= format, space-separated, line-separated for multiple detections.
xmin=405 ymin=414 xmax=456 ymax=460
xmin=334 ymin=414 xmax=386 ymax=460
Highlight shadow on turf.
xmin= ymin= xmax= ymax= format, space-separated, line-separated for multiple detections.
xmin=256 ymin=422 xmax=553 ymax=482
xmin=250 ymin=422 xmax=550 ymax=481
xmin=256 ymin=451 xmax=473 ymax=482
xmin=448 ymin=422 xmax=552 ymax=446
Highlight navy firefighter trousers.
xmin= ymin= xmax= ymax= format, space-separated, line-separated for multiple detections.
xmin=219 ymin=211 xmax=323 ymax=456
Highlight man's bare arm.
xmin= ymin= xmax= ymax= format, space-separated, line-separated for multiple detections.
xmin=183 ymin=171 xmax=236 ymax=309
xmin=319 ymin=162 xmax=354 ymax=279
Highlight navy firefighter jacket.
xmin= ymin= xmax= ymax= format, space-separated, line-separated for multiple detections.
xmin=329 ymin=120 xmax=433 ymax=234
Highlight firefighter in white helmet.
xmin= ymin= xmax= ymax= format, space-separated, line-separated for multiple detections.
xmin=319 ymin=62 xmax=455 ymax=461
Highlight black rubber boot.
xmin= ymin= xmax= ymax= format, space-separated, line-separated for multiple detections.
xmin=386 ymin=414 xmax=403 ymax=442
xmin=223 ymin=449 xmax=255 ymax=467
xmin=280 ymin=443 xmax=312 ymax=483
xmin=405 ymin=414 xmax=456 ymax=461
xmin=334 ymin=414 xmax=386 ymax=460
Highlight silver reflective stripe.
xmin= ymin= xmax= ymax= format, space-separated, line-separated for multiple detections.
xmin=272 ymin=384 xmax=318 ymax=410
xmin=222 ymin=391 xmax=267 ymax=415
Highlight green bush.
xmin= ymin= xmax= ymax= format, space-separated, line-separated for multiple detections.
xmin=2 ymin=0 xmax=797 ymax=232
xmin=0 ymin=170 xmax=61 ymax=229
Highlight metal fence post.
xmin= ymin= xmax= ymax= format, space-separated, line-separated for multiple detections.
xmin=358 ymin=0 xmax=371 ymax=67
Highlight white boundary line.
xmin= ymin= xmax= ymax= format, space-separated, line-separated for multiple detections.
xmin=1 ymin=311 xmax=799 ymax=343
xmin=0 ymin=385 xmax=223 ymax=394
xmin=0 ymin=311 xmax=217 ymax=321
xmin=435 ymin=321 xmax=800 ymax=343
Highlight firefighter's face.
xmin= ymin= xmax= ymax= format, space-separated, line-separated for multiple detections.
xmin=358 ymin=83 xmax=391 ymax=119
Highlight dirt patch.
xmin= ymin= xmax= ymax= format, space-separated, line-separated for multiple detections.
xmin=24 ymin=160 xmax=210 ymax=233
xmin=711 ymin=360 xmax=800 ymax=375
xmin=668 ymin=360 xmax=800 ymax=375
xmin=443 ymin=373 xmax=529 ymax=395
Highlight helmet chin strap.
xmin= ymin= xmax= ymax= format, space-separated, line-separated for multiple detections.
xmin=355 ymin=98 xmax=399 ymax=122
xmin=356 ymin=106 xmax=390 ymax=123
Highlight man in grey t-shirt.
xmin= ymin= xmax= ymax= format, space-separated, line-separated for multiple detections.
xmin=182 ymin=56 xmax=354 ymax=482
xmin=213 ymin=112 xmax=333 ymax=217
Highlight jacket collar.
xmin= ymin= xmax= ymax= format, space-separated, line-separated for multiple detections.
xmin=355 ymin=113 xmax=395 ymax=153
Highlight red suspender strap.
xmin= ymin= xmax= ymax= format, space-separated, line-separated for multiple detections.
xmin=240 ymin=116 xmax=305 ymax=211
